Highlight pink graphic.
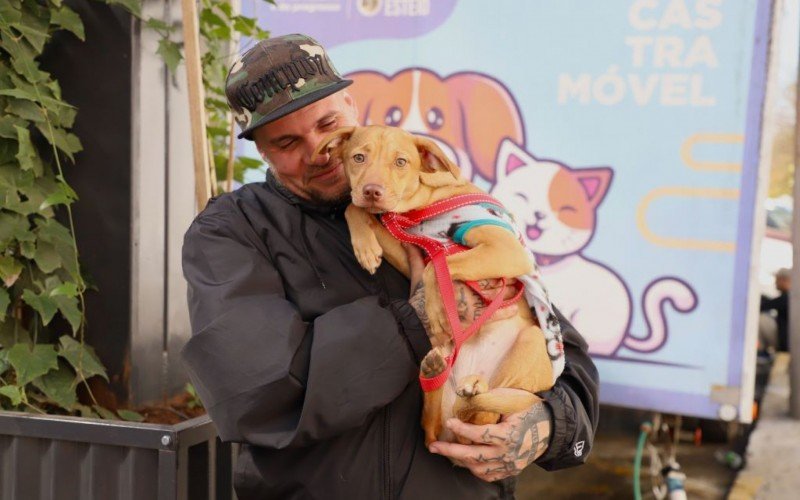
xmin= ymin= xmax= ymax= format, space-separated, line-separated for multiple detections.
xmin=345 ymin=68 xmax=525 ymax=183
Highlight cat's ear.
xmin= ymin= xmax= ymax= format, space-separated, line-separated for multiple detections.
xmin=575 ymin=167 xmax=614 ymax=208
xmin=494 ymin=138 xmax=529 ymax=182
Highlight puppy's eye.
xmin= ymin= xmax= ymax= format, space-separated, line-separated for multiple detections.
xmin=395 ymin=158 xmax=407 ymax=167
xmin=353 ymin=153 xmax=366 ymax=163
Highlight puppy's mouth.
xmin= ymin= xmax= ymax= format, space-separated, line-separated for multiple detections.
xmin=526 ymin=223 xmax=544 ymax=241
xmin=352 ymin=199 xmax=396 ymax=214
xmin=351 ymin=192 xmax=398 ymax=214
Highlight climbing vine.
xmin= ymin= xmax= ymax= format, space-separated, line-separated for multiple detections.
xmin=0 ymin=0 xmax=265 ymax=417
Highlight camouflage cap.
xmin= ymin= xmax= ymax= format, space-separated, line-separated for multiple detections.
xmin=225 ymin=34 xmax=353 ymax=140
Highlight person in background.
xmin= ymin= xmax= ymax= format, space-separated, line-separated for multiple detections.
xmin=760 ymin=268 xmax=790 ymax=354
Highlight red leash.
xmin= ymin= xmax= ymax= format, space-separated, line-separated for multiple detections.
xmin=381 ymin=194 xmax=524 ymax=392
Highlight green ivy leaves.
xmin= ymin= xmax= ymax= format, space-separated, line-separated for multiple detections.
xmin=0 ymin=335 xmax=111 ymax=414
xmin=7 ymin=343 xmax=58 ymax=386
xmin=194 ymin=0 xmax=269 ymax=188
xmin=2 ymin=0 xmax=261 ymax=420
xmin=0 ymin=0 xmax=104 ymax=417
xmin=50 ymin=6 xmax=84 ymax=41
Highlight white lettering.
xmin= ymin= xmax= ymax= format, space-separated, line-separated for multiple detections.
xmin=690 ymin=75 xmax=715 ymax=105
xmin=684 ymin=35 xmax=718 ymax=68
xmin=385 ymin=0 xmax=430 ymax=17
xmin=629 ymin=74 xmax=660 ymax=105
xmin=593 ymin=66 xmax=626 ymax=105
xmin=654 ymin=37 xmax=685 ymax=68
xmin=661 ymin=73 xmax=689 ymax=105
xmin=626 ymin=36 xmax=654 ymax=67
xmin=694 ymin=0 xmax=723 ymax=29
xmin=558 ymin=74 xmax=592 ymax=104
xmin=659 ymin=0 xmax=694 ymax=29
xmin=629 ymin=0 xmax=659 ymax=30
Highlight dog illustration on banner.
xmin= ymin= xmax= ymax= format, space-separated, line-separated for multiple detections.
xmin=346 ymin=67 xmax=698 ymax=357
xmin=345 ymin=68 xmax=524 ymax=183
xmin=490 ymin=140 xmax=698 ymax=356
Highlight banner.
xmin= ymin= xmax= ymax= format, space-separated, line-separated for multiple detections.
xmin=242 ymin=0 xmax=773 ymax=422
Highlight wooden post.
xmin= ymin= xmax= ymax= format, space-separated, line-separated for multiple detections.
xmin=180 ymin=0 xmax=211 ymax=212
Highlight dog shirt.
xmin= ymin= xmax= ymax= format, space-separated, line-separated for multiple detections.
xmin=395 ymin=199 xmax=566 ymax=384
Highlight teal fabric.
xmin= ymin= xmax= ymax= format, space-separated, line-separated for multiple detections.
xmin=451 ymin=219 xmax=515 ymax=246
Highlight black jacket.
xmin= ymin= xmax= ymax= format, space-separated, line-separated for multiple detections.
xmin=761 ymin=292 xmax=789 ymax=352
xmin=181 ymin=172 xmax=600 ymax=499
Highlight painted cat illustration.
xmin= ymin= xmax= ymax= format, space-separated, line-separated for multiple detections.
xmin=490 ymin=139 xmax=697 ymax=356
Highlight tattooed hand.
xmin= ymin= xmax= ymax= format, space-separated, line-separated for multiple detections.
xmin=404 ymin=244 xmax=519 ymax=345
xmin=428 ymin=402 xmax=552 ymax=482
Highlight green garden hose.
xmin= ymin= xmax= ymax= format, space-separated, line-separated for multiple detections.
xmin=633 ymin=422 xmax=652 ymax=500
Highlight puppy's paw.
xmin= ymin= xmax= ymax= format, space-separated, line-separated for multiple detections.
xmin=352 ymin=233 xmax=383 ymax=274
xmin=424 ymin=291 xmax=450 ymax=345
xmin=456 ymin=375 xmax=488 ymax=398
xmin=421 ymin=346 xmax=449 ymax=378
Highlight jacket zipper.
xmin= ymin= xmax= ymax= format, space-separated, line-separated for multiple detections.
xmin=383 ymin=406 xmax=392 ymax=500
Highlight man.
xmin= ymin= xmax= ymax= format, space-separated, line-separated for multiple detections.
xmin=181 ymin=34 xmax=599 ymax=499
xmin=760 ymin=268 xmax=790 ymax=353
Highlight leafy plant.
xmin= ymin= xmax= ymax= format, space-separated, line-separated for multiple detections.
xmin=0 ymin=0 xmax=144 ymax=420
xmin=152 ymin=0 xmax=272 ymax=189
xmin=185 ymin=382 xmax=203 ymax=409
xmin=1 ymin=0 xmax=266 ymax=418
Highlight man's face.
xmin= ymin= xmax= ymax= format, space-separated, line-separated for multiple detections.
xmin=252 ymin=91 xmax=359 ymax=204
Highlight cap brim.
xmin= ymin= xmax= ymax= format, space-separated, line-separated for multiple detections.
xmin=238 ymin=80 xmax=353 ymax=140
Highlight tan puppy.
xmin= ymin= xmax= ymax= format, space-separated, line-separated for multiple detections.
xmin=315 ymin=125 xmax=554 ymax=446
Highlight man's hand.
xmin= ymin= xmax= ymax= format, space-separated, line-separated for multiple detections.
xmin=405 ymin=244 xmax=518 ymax=345
xmin=428 ymin=402 xmax=552 ymax=482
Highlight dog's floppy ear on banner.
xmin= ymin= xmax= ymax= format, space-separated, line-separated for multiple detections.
xmin=314 ymin=126 xmax=356 ymax=162
xmin=415 ymin=136 xmax=465 ymax=187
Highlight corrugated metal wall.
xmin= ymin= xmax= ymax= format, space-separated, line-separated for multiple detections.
xmin=1 ymin=437 xmax=157 ymax=500
xmin=0 ymin=412 xmax=235 ymax=500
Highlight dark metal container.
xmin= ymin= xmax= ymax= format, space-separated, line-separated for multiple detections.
xmin=0 ymin=411 xmax=236 ymax=500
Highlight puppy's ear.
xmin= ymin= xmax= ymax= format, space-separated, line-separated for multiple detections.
xmin=415 ymin=136 xmax=465 ymax=187
xmin=314 ymin=126 xmax=356 ymax=161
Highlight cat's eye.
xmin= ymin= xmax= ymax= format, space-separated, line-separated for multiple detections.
xmin=395 ymin=158 xmax=407 ymax=167
xmin=560 ymin=205 xmax=577 ymax=213
xmin=353 ymin=153 xmax=366 ymax=163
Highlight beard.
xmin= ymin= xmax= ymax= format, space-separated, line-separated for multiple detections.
xmin=268 ymin=165 xmax=351 ymax=207
xmin=305 ymin=183 xmax=351 ymax=207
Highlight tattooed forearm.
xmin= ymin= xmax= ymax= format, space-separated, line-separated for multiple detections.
xmin=409 ymin=281 xmax=432 ymax=332
xmin=481 ymin=404 xmax=550 ymax=477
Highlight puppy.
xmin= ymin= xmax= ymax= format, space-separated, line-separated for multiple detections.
xmin=315 ymin=125 xmax=561 ymax=446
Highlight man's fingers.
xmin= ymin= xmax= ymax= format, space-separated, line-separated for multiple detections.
xmin=428 ymin=440 xmax=490 ymax=463
xmin=445 ymin=418 xmax=507 ymax=446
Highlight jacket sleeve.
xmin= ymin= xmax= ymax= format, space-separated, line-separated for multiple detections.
xmin=760 ymin=294 xmax=787 ymax=314
xmin=534 ymin=306 xmax=600 ymax=470
xmin=179 ymin=206 xmax=423 ymax=449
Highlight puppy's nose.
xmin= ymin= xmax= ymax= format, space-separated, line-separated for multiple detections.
xmin=362 ymin=184 xmax=385 ymax=202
